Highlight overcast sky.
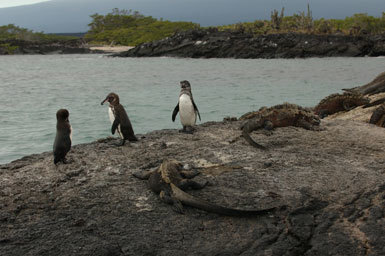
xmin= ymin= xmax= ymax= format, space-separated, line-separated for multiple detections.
xmin=0 ymin=0 xmax=50 ymax=8
xmin=0 ymin=0 xmax=384 ymax=32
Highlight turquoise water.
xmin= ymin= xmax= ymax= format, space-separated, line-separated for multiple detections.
xmin=0 ymin=54 xmax=384 ymax=164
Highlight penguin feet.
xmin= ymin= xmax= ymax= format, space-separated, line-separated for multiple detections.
xmin=179 ymin=126 xmax=195 ymax=134
xmin=116 ymin=139 xmax=126 ymax=146
xmin=54 ymin=158 xmax=70 ymax=165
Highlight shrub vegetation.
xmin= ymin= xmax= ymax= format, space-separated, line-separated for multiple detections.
xmin=85 ymin=8 xmax=198 ymax=45
xmin=218 ymin=5 xmax=385 ymax=36
xmin=0 ymin=24 xmax=78 ymax=41
xmin=1 ymin=6 xmax=384 ymax=48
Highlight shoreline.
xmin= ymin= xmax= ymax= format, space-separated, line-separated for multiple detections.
xmin=1 ymin=32 xmax=384 ymax=57
xmin=0 ymin=39 xmax=134 ymax=55
xmin=118 ymin=30 xmax=385 ymax=58
xmin=1 ymin=91 xmax=384 ymax=166
xmin=89 ymin=45 xmax=134 ymax=53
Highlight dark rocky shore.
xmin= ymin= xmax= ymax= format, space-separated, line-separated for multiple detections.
xmin=117 ymin=29 xmax=385 ymax=58
xmin=0 ymin=39 xmax=99 ymax=55
xmin=1 ymin=116 xmax=385 ymax=255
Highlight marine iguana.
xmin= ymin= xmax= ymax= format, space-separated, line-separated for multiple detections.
xmin=133 ymin=159 xmax=281 ymax=216
xmin=369 ymin=103 xmax=385 ymax=127
xmin=241 ymin=103 xmax=321 ymax=149
xmin=314 ymin=92 xmax=370 ymax=118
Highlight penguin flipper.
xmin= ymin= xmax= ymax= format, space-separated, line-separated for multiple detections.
xmin=172 ymin=104 xmax=179 ymax=122
xmin=192 ymin=100 xmax=201 ymax=121
xmin=121 ymin=123 xmax=138 ymax=142
xmin=111 ymin=118 xmax=120 ymax=135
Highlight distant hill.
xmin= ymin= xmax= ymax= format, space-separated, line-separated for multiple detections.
xmin=0 ymin=0 xmax=383 ymax=33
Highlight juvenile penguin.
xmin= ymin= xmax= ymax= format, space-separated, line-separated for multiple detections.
xmin=53 ymin=109 xmax=72 ymax=164
xmin=172 ymin=80 xmax=201 ymax=133
xmin=101 ymin=92 xmax=138 ymax=146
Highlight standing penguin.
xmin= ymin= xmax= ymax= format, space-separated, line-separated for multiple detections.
xmin=172 ymin=80 xmax=201 ymax=133
xmin=53 ymin=109 xmax=72 ymax=164
xmin=101 ymin=92 xmax=138 ymax=146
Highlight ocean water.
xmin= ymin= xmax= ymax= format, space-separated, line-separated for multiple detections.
xmin=0 ymin=54 xmax=384 ymax=164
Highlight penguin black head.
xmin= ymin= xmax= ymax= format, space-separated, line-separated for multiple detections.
xmin=101 ymin=92 xmax=120 ymax=106
xmin=56 ymin=109 xmax=69 ymax=122
xmin=180 ymin=80 xmax=191 ymax=90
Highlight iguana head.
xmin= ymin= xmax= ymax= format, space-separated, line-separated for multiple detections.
xmin=159 ymin=159 xmax=183 ymax=184
xmin=300 ymin=111 xmax=321 ymax=126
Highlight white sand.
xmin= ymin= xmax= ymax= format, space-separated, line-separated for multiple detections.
xmin=89 ymin=46 xmax=134 ymax=53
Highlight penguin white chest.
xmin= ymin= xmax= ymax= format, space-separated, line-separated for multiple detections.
xmin=179 ymin=94 xmax=196 ymax=126
xmin=108 ymin=107 xmax=123 ymax=139
xmin=108 ymin=107 xmax=115 ymax=124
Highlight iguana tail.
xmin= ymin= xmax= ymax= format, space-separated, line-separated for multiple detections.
xmin=241 ymin=120 xmax=267 ymax=150
xmin=242 ymin=129 xmax=267 ymax=150
xmin=171 ymin=184 xmax=280 ymax=216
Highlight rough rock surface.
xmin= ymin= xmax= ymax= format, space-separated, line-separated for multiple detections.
xmin=0 ymin=39 xmax=95 ymax=55
xmin=1 ymin=118 xmax=385 ymax=255
xmin=117 ymin=29 xmax=385 ymax=58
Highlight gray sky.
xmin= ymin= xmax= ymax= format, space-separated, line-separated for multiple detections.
xmin=0 ymin=0 xmax=50 ymax=8
xmin=0 ymin=0 xmax=384 ymax=33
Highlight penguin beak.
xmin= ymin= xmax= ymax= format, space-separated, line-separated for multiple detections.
xmin=101 ymin=97 xmax=108 ymax=105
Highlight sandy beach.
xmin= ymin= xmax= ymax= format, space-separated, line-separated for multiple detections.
xmin=89 ymin=45 xmax=134 ymax=53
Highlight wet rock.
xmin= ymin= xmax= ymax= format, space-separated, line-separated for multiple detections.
xmin=0 ymin=119 xmax=385 ymax=255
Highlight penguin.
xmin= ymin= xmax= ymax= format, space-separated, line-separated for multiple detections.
xmin=172 ymin=80 xmax=201 ymax=133
xmin=53 ymin=109 xmax=72 ymax=164
xmin=101 ymin=92 xmax=138 ymax=146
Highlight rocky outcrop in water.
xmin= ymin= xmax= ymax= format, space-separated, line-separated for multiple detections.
xmin=117 ymin=29 xmax=385 ymax=58
xmin=0 ymin=39 xmax=95 ymax=55
xmin=1 ymin=116 xmax=385 ymax=255
xmin=347 ymin=71 xmax=385 ymax=95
